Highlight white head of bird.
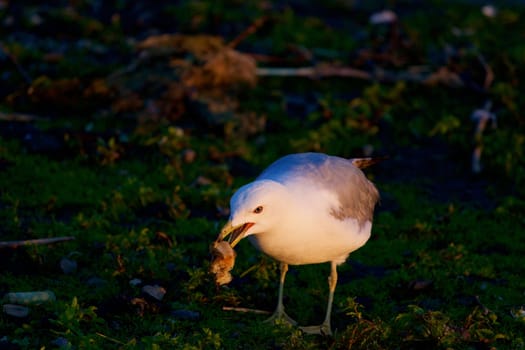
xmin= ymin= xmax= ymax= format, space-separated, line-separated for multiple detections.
xmin=218 ymin=179 xmax=290 ymax=247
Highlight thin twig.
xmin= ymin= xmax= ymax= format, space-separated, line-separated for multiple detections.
xmin=239 ymin=264 xmax=259 ymax=278
xmin=256 ymin=66 xmax=371 ymax=80
xmin=106 ymin=59 xmax=141 ymax=83
xmin=0 ymin=236 xmax=75 ymax=249
xmin=256 ymin=64 xmax=471 ymax=88
xmin=477 ymin=53 xmax=494 ymax=89
xmin=0 ymin=112 xmax=46 ymax=122
xmin=95 ymin=332 xmax=126 ymax=345
xmin=248 ymin=53 xmax=314 ymax=65
xmin=222 ymin=306 xmax=271 ymax=315
xmin=228 ymin=16 xmax=268 ymax=49
xmin=0 ymin=42 xmax=32 ymax=84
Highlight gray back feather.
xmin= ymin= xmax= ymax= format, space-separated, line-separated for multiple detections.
xmin=258 ymin=153 xmax=379 ymax=225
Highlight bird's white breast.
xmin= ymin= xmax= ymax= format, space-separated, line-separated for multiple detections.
xmin=247 ymin=184 xmax=372 ymax=265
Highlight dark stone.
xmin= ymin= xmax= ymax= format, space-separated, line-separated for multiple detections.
xmin=170 ymin=309 xmax=201 ymax=321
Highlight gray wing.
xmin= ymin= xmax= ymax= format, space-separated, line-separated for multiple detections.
xmin=258 ymin=153 xmax=379 ymax=225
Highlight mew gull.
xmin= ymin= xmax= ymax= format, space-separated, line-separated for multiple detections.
xmin=216 ymin=152 xmax=379 ymax=335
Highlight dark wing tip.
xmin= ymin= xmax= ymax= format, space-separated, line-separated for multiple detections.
xmin=351 ymin=156 xmax=389 ymax=169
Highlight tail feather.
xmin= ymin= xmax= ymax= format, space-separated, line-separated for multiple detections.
xmin=351 ymin=156 xmax=388 ymax=169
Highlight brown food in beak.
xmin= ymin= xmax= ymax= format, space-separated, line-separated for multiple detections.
xmin=210 ymin=241 xmax=236 ymax=285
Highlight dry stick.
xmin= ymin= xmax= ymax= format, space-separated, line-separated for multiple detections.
xmin=471 ymin=99 xmax=495 ymax=174
xmin=0 ymin=236 xmax=75 ymax=249
xmin=477 ymin=53 xmax=494 ymax=89
xmin=106 ymin=58 xmax=141 ymax=83
xmin=0 ymin=112 xmax=45 ymax=122
xmin=256 ymin=65 xmax=469 ymax=88
xmin=95 ymin=332 xmax=126 ymax=345
xmin=0 ymin=42 xmax=32 ymax=84
xmin=248 ymin=53 xmax=299 ymax=64
xmin=256 ymin=65 xmax=429 ymax=83
xmin=222 ymin=306 xmax=271 ymax=315
xmin=256 ymin=66 xmax=371 ymax=80
xmin=227 ymin=16 xmax=268 ymax=49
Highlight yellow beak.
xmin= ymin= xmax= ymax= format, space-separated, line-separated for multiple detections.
xmin=216 ymin=221 xmax=254 ymax=248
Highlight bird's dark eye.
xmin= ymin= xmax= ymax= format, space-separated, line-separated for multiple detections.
xmin=253 ymin=206 xmax=263 ymax=214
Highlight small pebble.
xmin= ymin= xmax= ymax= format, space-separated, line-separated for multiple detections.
xmin=51 ymin=337 xmax=71 ymax=347
xmin=60 ymin=257 xmax=77 ymax=274
xmin=194 ymin=176 xmax=212 ymax=186
xmin=3 ymin=304 xmax=30 ymax=318
xmin=4 ymin=290 xmax=56 ymax=305
xmin=369 ymin=10 xmax=397 ymax=24
xmin=129 ymin=278 xmax=142 ymax=287
xmin=481 ymin=5 xmax=497 ymax=18
xmin=171 ymin=309 xmax=200 ymax=321
xmin=142 ymin=285 xmax=166 ymax=301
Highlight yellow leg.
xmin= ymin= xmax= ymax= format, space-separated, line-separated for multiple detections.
xmin=264 ymin=262 xmax=297 ymax=326
xmin=299 ymin=261 xmax=337 ymax=336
